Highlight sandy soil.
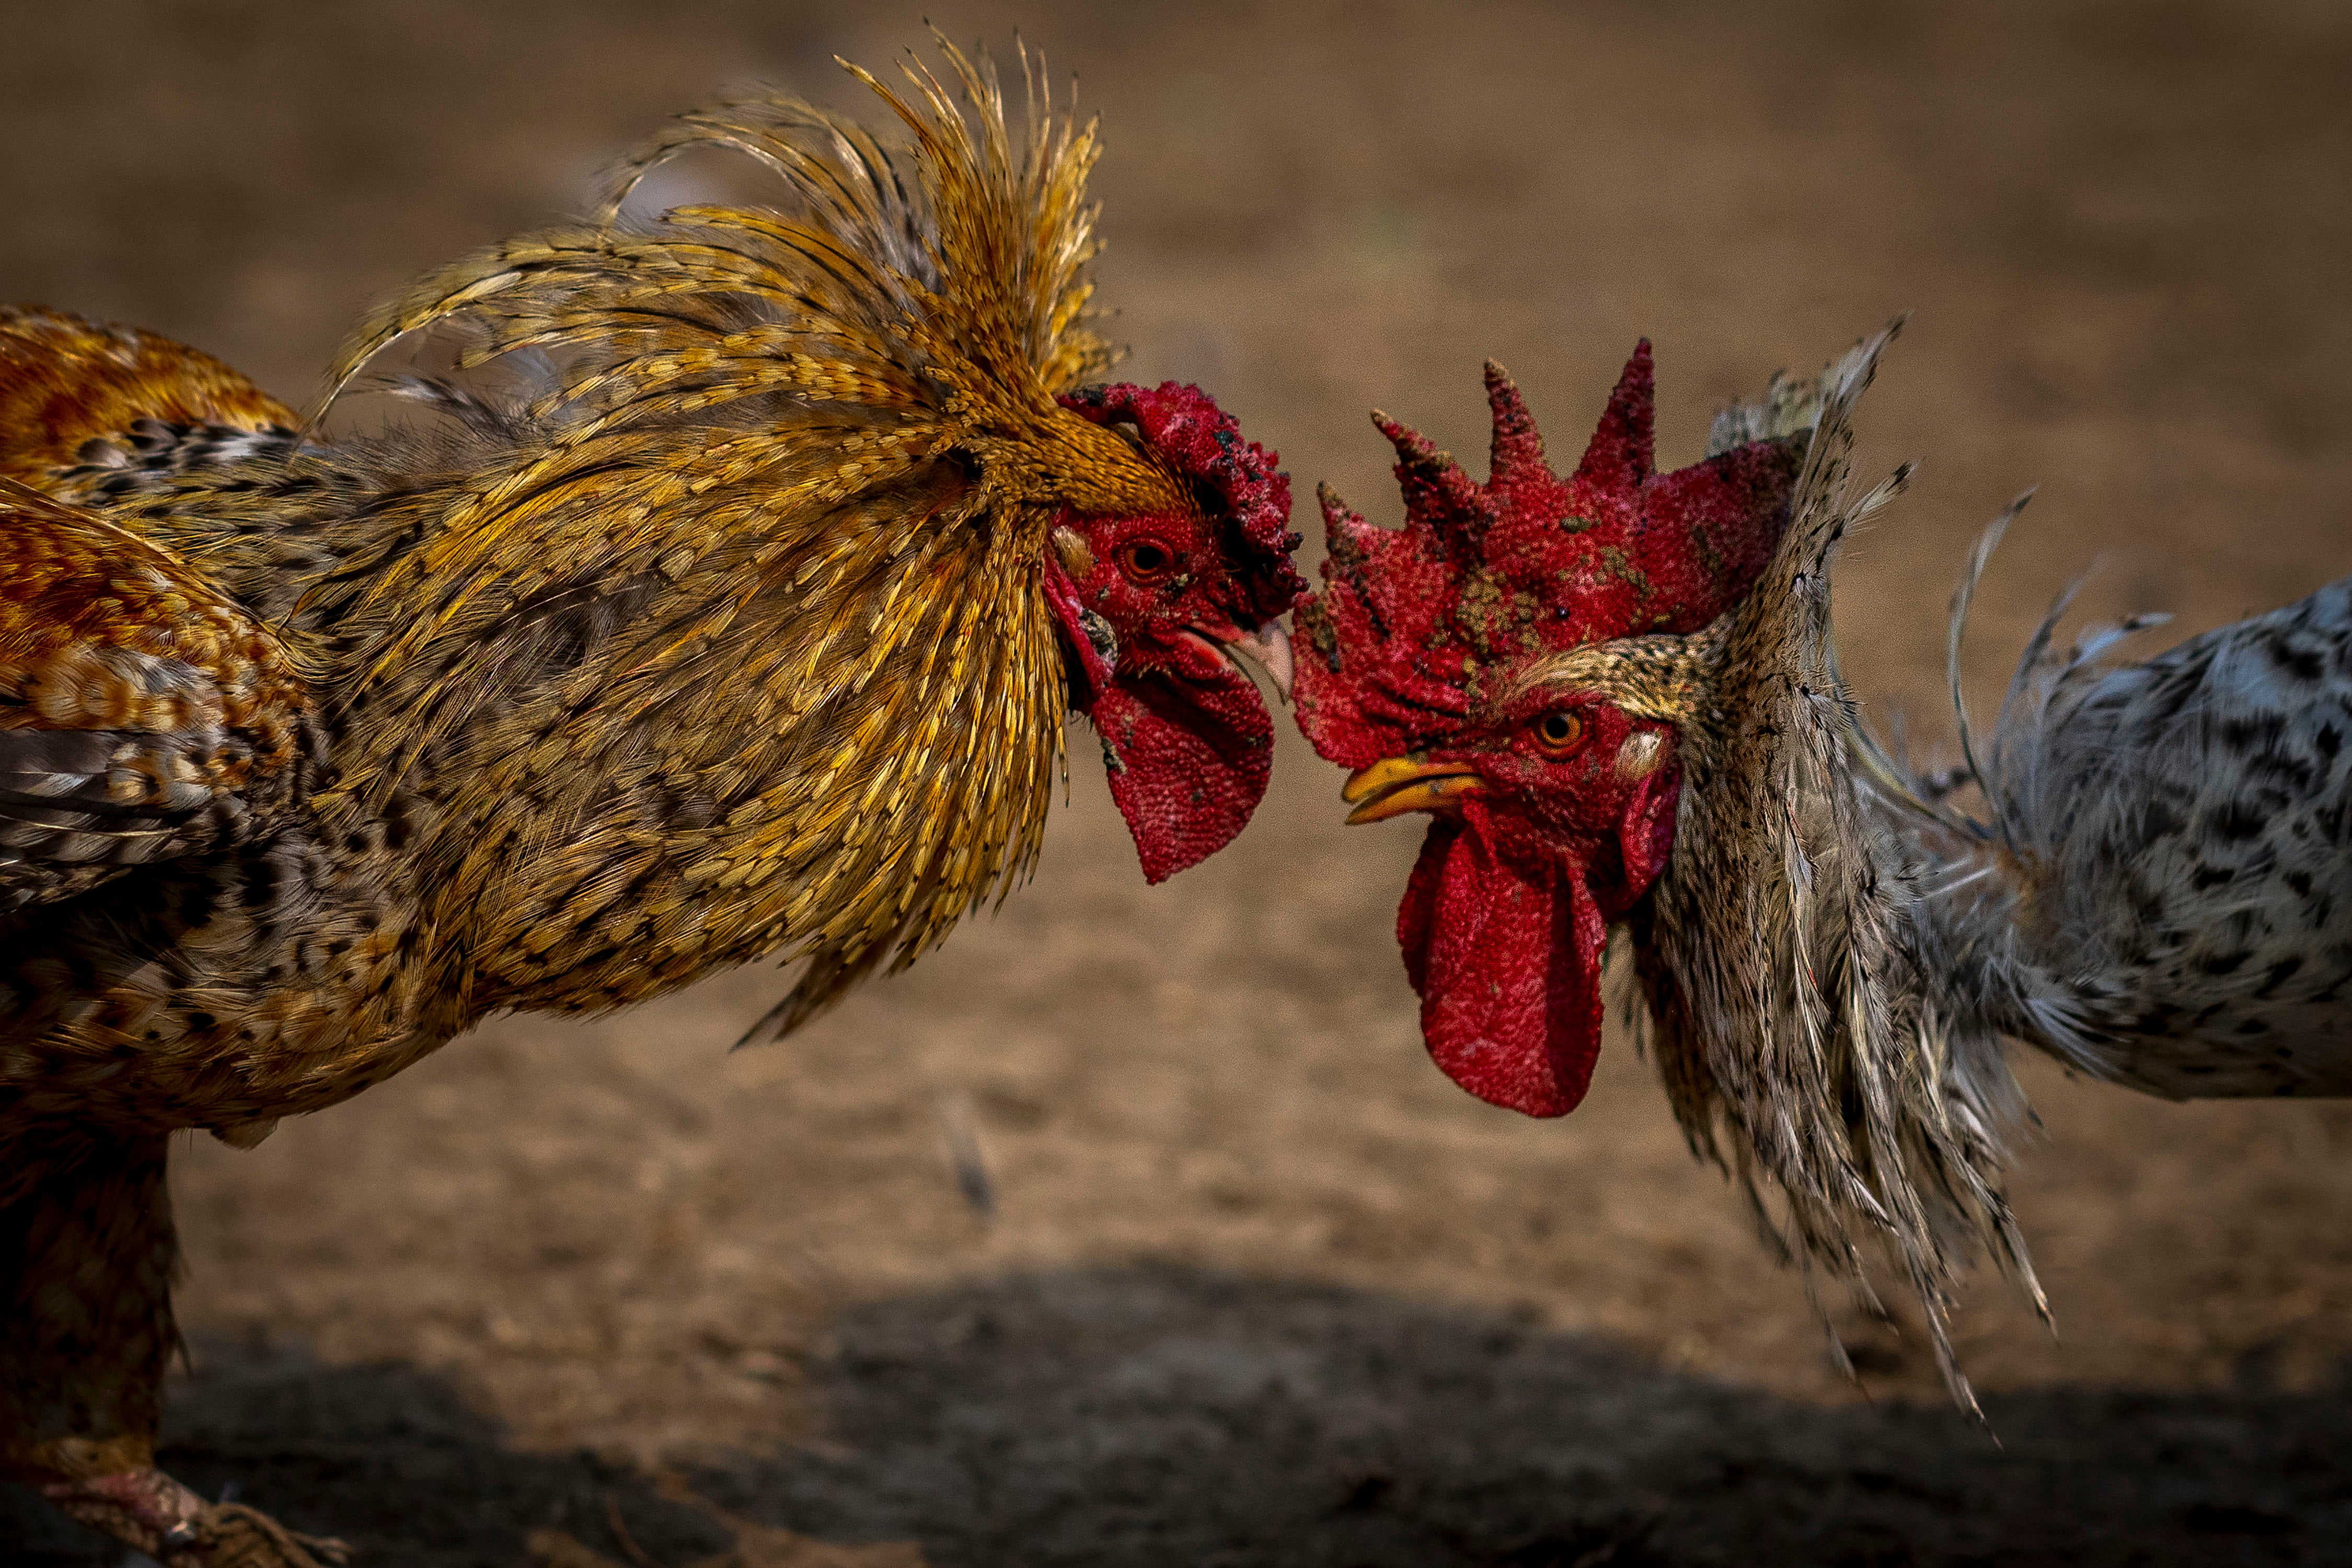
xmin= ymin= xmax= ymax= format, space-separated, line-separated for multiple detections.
xmin=5 ymin=2 xmax=2352 ymax=1563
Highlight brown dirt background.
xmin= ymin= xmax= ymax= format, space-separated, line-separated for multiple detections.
xmin=5 ymin=2 xmax=2352 ymax=1563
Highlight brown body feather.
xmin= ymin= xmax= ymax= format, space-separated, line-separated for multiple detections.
xmin=1 ymin=47 xmax=1285 ymax=1563
xmin=0 ymin=306 xmax=294 ymax=484
xmin=0 ymin=480 xmax=316 ymax=912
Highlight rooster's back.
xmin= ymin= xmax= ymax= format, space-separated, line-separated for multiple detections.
xmin=1923 ymin=573 xmax=2352 ymax=1097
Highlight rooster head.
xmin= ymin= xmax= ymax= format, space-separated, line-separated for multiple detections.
xmin=1041 ymin=379 xmax=1305 ymax=884
xmin=1292 ymin=344 xmax=1804 ymax=1115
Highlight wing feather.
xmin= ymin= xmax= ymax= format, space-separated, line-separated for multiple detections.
xmin=0 ymin=305 xmax=295 ymax=486
xmin=0 ymin=480 xmax=314 ymax=910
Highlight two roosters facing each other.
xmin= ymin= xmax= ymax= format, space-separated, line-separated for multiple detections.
xmin=1297 ymin=324 xmax=2350 ymax=1406
xmin=1 ymin=45 xmax=1302 ymax=1566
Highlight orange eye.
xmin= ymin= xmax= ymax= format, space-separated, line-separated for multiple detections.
xmin=1119 ymin=538 xmax=1176 ymax=584
xmin=1532 ymin=711 xmax=1583 ymax=755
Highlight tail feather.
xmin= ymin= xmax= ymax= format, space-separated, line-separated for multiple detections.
xmin=1896 ymin=525 xmax=2351 ymax=1099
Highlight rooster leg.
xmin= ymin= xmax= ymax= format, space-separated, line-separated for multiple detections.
xmin=40 ymin=1471 xmax=352 ymax=1566
xmin=38 ymin=1465 xmax=207 ymax=1561
xmin=0 ymin=1128 xmax=350 ymax=1566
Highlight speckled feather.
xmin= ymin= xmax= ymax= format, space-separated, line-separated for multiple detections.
xmin=0 ymin=480 xmax=317 ymax=912
xmin=1618 ymin=327 xmax=2040 ymax=1408
xmin=1858 ymin=537 xmax=2352 ymax=1099
xmin=1654 ymin=329 xmax=2352 ymax=1404
xmin=0 ymin=306 xmax=294 ymax=486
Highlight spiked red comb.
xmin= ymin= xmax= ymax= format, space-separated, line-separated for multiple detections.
xmin=1294 ymin=344 xmax=1803 ymax=767
xmin=1294 ymin=345 xmax=1812 ymax=1121
xmin=1060 ymin=380 xmax=1306 ymax=625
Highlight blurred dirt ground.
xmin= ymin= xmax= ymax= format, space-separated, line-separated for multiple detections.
xmin=5 ymin=2 xmax=2352 ymax=1563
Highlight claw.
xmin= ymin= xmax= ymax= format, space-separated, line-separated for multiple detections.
xmin=41 ymin=1469 xmax=348 ymax=1568
xmin=42 ymin=1468 xmax=204 ymax=1563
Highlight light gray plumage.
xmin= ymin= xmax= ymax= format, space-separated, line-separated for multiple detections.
xmin=1637 ymin=323 xmax=2350 ymax=1407
xmin=1884 ymin=556 xmax=2352 ymax=1099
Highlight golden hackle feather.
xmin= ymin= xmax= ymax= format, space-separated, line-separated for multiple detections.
xmin=290 ymin=42 xmax=1189 ymax=1035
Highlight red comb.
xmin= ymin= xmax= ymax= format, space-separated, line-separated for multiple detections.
xmin=1060 ymin=380 xmax=1306 ymax=626
xmin=1295 ymin=344 xmax=1804 ymax=768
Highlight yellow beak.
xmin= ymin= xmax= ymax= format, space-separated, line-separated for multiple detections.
xmin=1341 ymin=756 xmax=1486 ymax=825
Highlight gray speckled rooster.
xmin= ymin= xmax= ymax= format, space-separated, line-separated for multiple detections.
xmin=1296 ymin=321 xmax=2352 ymax=1405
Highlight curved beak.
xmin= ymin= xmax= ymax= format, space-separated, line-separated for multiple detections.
xmin=1184 ymin=619 xmax=1295 ymax=704
xmin=1341 ymin=756 xmax=1485 ymax=825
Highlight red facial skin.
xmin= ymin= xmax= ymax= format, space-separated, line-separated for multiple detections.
xmin=1397 ymin=694 xmax=1683 ymax=1117
xmin=1294 ymin=346 xmax=1803 ymax=1116
xmin=1045 ymin=381 xmax=1306 ymax=884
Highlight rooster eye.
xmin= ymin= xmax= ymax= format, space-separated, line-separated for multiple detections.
xmin=1532 ymin=712 xmax=1584 ymax=755
xmin=1118 ymin=539 xmax=1175 ymax=584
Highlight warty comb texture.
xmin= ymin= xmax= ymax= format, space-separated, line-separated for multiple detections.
xmin=1059 ymin=378 xmax=1301 ymax=632
xmin=1294 ymin=344 xmax=1803 ymax=768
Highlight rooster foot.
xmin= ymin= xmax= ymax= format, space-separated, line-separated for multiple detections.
xmin=176 ymin=1498 xmax=353 ymax=1567
xmin=42 ymin=1470 xmax=351 ymax=1568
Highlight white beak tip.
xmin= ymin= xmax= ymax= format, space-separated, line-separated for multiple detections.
xmin=1245 ymin=620 xmax=1295 ymax=703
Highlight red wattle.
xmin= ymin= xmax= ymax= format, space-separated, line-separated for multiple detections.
xmin=1402 ymin=815 xmax=1609 ymax=1118
xmin=1089 ymin=665 xmax=1273 ymax=885
xmin=1398 ymin=819 xmax=1456 ymax=999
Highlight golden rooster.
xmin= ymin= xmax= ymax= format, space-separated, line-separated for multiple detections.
xmin=1 ymin=43 xmax=1302 ymax=1564
xmin=1295 ymin=324 xmax=2352 ymax=1409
